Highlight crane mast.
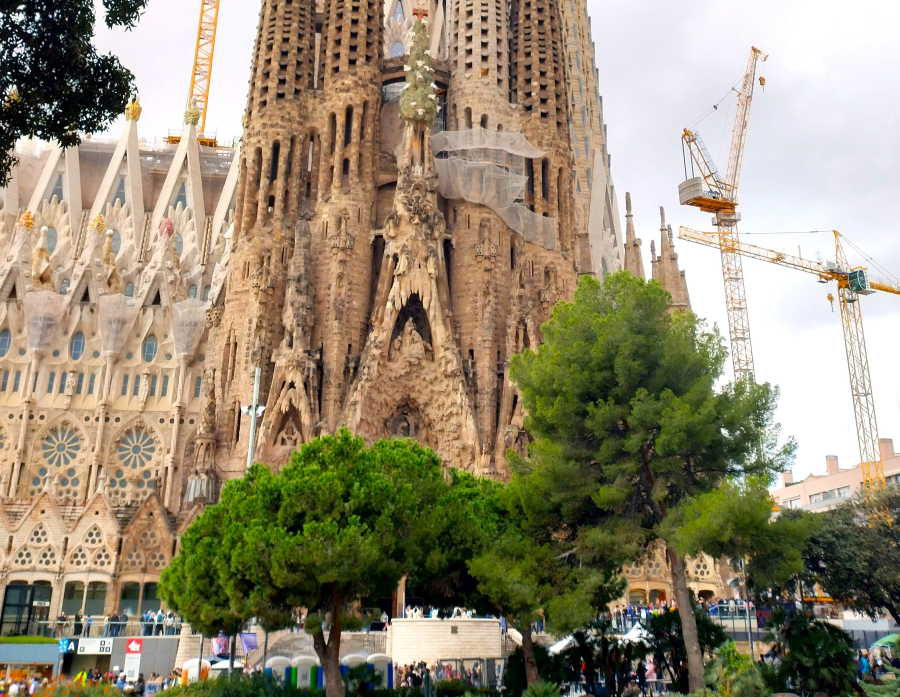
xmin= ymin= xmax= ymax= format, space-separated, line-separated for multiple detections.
xmin=679 ymin=226 xmax=898 ymax=505
xmin=188 ymin=0 xmax=221 ymax=135
xmin=679 ymin=47 xmax=768 ymax=382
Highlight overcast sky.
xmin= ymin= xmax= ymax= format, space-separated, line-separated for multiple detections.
xmin=95 ymin=0 xmax=900 ymax=482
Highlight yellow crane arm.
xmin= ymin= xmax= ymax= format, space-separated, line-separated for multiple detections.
xmin=188 ymin=0 xmax=221 ymax=134
xmin=679 ymin=226 xmax=894 ymax=510
xmin=724 ymin=47 xmax=768 ymax=195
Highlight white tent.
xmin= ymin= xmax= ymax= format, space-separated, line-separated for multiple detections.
xmin=622 ymin=623 xmax=651 ymax=645
xmin=548 ymin=636 xmax=575 ymax=655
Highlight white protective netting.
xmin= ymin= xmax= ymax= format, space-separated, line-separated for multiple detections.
xmin=430 ymin=128 xmax=558 ymax=250
xmin=172 ymin=298 xmax=209 ymax=359
xmin=24 ymin=291 xmax=65 ymax=351
xmin=99 ymin=294 xmax=140 ymax=356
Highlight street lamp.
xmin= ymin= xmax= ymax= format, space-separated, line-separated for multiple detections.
xmin=240 ymin=364 xmax=266 ymax=469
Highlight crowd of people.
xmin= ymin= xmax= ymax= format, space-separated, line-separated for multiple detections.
xmin=605 ymin=601 xmax=679 ymax=630
xmin=49 ymin=611 xmax=182 ymax=638
xmin=394 ymin=661 xmax=498 ymax=689
xmin=0 ymin=669 xmax=189 ymax=695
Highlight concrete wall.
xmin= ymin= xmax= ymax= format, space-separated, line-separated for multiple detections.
xmin=389 ymin=618 xmax=501 ymax=665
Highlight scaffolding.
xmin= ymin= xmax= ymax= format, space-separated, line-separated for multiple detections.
xmin=431 ymin=128 xmax=558 ymax=250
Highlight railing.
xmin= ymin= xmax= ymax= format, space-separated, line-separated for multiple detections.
xmin=1 ymin=618 xmax=183 ymax=639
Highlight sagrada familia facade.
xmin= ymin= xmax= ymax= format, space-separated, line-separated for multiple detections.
xmin=0 ymin=0 xmax=705 ymax=633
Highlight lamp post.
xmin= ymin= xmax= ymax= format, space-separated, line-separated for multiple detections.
xmin=241 ymin=365 xmax=266 ymax=469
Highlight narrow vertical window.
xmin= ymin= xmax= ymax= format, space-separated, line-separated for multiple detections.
xmin=121 ymin=375 xmax=129 ymax=396
xmin=194 ymin=376 xmax=202 ymax=398
xmin=133 ymin=375 xmax=140 ymax=396
xmin=59 ymin=372 xmax=67 ymax=394
xmin=0 ymin=370 xmax=8 ymax=391
xmin=47 ymin=372 xmax=56 ymax=393
xmin=161 ymin=375 xmax=169 ymax=397
xmin=12 ymin=371 xmax=21 ymax=392
xmin=77 ymin=373 xmax=84 ymax=395
xmin=150 ymin=375 xmax=157 ymax=396
xmin=88 ymin=374 xmax=96 ymax=395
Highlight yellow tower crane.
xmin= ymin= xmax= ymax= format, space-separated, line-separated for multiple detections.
xmin=679 ymin=47 xmax=768 ymax=382
xmin=168 ymin=0 xmax=221 ymax=146
xmin=679 ymin=226 xmax=900 ymax=505
xmin=189 ymin=0 xmax=221 ymax=135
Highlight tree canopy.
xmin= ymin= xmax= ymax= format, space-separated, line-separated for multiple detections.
xmin=162 ymin=431 xmax=449 ymax=697
xmin=508 ymin=272 xmax=794 ymax=692
xmin=0 ymin=0 xmax=150 ymax=185
xmin=802 ymin=487 xmax=900 ymax=626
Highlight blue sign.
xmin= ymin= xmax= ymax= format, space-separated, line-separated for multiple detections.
xmin=58 ymin=639 xmax=78 ymax=654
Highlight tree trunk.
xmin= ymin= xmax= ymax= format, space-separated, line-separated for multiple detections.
xmin=228 ymin=634 xmax=236 ymax=676
xmin=313 ymin=589 xmax=346 ymax=697
xmin=520 ymin=623 xmax=541 ymax=686
xmin=666 ymin=543 xmax=704 ymax=693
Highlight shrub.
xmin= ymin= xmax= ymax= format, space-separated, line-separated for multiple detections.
xmin=520 ymin=682 xmax=560 ymax=697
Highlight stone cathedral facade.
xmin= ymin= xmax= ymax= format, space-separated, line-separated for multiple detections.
xmin=0 ymin=0 xmax=709 ymax=633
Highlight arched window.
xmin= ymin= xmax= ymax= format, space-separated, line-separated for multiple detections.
xmin=392 ymin=0 xmax=405 ymax=21
xmin=45 ymin=227 xmax=58 ymax=255
xmin=142 ymin=335 xmax=158 ymax=363
xmin=391 ymin=41 xmax=405 ymax=58
xmin=70 ymin=332 xmax=86 ymax=361
xmin=202 ymin=285 xmax=211 ymax=301
xmin=110 ymin=230 xmax=122 ymax=255
xmin=174 ymin=234 xmax=184 ymax=256
xmin=0 ymin=329 xmax=10 ymax=358
xmin=188 ymin=285 xmax=198 ymax=299
xmin=59 ymin=279 xmax=70 ymax=295
xmin=124 ymin=283 xmax=135 ymax=298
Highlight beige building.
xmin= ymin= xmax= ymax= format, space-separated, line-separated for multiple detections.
xmin=0 ymin=0 xmax=712 ymax=635
xmin=771 ymin=438 xmax=900 ymax=512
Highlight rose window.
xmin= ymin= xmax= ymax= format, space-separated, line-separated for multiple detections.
xmin=125 ymin=551 xmax=143 ymax=568
xmin=110 ymin=429 xmax=157 ymax=499
xmin=148 ymin=551 xmax=166 ymax=568
xmin=28 ymin=525 xmax=48 ymax=545
xmin=37 ymin=548 xmax=57 ymax=567
xmin=140 ymin=529 xmax=157 ymax=546
xmin=70 ymin=547 xmax=88 ymax=567
xmin=93 ymin=548 xmax=111 ymax=568
xmin=118 ymin=429 xmax=155 ymax=469
xmin=42 ymin=427 xmax=81 ymax=468
xmin=693 ymin=562 xmax=710 ymax=578
xmin=649 ymin=561 xmax=662 ymax=577
xmin=14 ymin=548 xmax=32 ymax=566
xmin=83 ymin=525 xmax=103 ymax=545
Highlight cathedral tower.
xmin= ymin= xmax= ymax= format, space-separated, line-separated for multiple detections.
xmin=215 ymin=0 xmax=318 ymax=478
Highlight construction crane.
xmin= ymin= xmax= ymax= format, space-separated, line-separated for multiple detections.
xmin=679 ymin=226 xmax=900 ymax=506
xmin=679 ymin=47 xmax=768 ymax=381
xmin=168 ymin=0 xmax=221 ymax=146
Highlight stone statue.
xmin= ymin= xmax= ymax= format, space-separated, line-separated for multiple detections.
xmin=31 ymin=226 xmax=52 ymax=289
xmin=200 ymin=369 xmax=217 ymax=434
xmin=138 ymin=370 xmax=150 ymax=407
xmin=102 ymin=230 xmax=123 ymax=293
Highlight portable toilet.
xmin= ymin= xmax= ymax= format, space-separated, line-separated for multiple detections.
xmin=367 ymin=653 xmax=393 ymax=688
xmin=180 ymin=659 xmax=210 ymax=684
xmin=291 ymin=656 xmax=320 ymax=688
xmin=340 ymin=653 xmax=368 ymax=677
xmin=266 ymin=656 xmax=292 ymax=683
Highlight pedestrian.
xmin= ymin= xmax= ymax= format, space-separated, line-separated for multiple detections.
xmin=135 ymin=673 xmax=145 ymax=696
xmin=155 ymin=608 xmax=165 ymax=636
xmin=74 ymin=611 xmax=83 ymax=637
xmin=636 ymin=660 xmax=647 ymax=696
xmin=85 ymin=615 xmax=92 ymax=637
xmin=860 ymin=650 xmax=872 ymax=682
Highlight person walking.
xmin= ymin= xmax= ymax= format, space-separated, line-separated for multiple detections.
xmin=636 ymin=660 xmax=647 ymax=696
